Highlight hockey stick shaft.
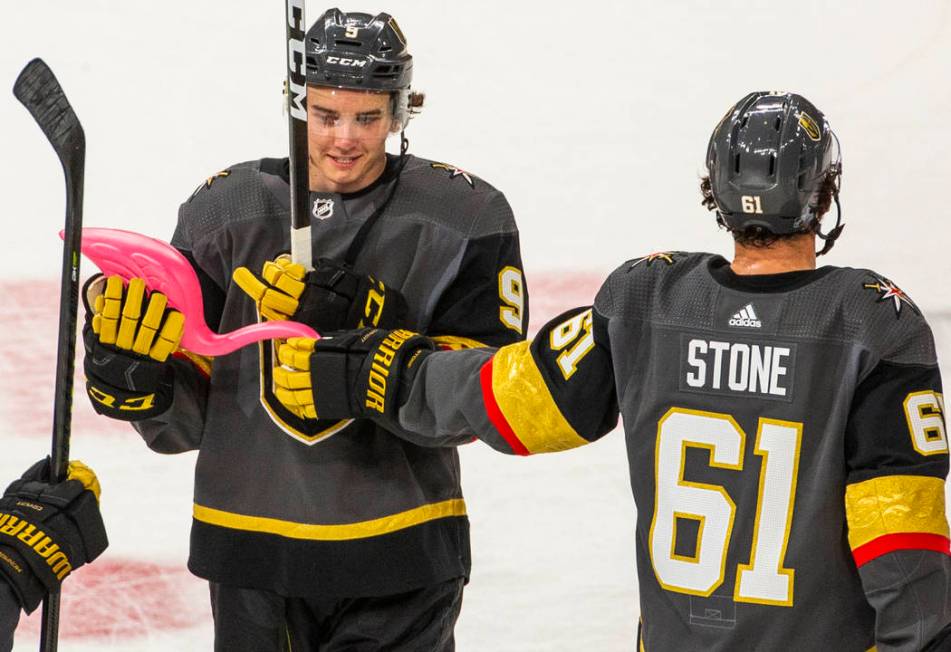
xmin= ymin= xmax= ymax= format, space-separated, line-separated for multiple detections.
xmin=285 ymin=0 xmax=312 ymax=268
xmin=13 ymin=58 xmax=85 ymax=652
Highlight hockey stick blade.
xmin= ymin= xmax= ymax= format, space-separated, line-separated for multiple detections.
xmin=14 ymin=57 xmax=85 ymax=652
xmin=14 ymin=59 xmax=85 ymax=167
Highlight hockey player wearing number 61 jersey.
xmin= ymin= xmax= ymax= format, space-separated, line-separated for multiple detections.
xmin=270 ymin=92 xmax=951 ymax=650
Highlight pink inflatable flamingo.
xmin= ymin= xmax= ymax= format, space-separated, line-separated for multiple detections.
xmin=63 ymin=227 xmax=319 ymax=356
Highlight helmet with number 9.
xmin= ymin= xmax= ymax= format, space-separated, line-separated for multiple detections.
xmin=305 ymin=9 xmax=415 ymax=130
xmin=706 ymin=92 xmax=841 ymax=242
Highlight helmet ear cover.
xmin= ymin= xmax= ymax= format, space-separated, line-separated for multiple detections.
xmin=389 ymin=89 xmax=425 ymax=132
xmin=706 ymin=92 xmax=843 ymax=255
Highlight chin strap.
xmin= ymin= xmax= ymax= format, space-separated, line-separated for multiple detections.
xmin=815 ymin=168 xmax=844 ymax=257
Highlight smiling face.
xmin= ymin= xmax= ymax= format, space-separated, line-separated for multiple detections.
xmin=306 ymin=86 xmax=394 ymax=194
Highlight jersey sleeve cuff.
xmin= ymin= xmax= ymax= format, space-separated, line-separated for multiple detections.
xmin=845 ymin=474 xmax=950 ymax=566
xmin=479 ymin=342 xmax=589 ymax=455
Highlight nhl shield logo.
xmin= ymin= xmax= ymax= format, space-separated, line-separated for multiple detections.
xmin=312 ymin=197 xmax=335 ymax=220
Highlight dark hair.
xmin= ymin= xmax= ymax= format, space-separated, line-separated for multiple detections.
xmin=699 ymin=169 xmax=840 ymax=248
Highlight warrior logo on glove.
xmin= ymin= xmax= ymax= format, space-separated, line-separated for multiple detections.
xmin=0 ymin=458 xmax=108 ymax=613
xmin=271 ymin=329 xmax=435 ymax=424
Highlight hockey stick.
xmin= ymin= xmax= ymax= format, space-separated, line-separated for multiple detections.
xmin=285 ymin=0 xmax=312 ymax=268
xmin=13 ymin=58 xmax=85 ymax=652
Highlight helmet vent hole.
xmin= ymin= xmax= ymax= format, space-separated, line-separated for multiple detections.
xmin=774 ymin=116 xmax=783 ymax=131
xmin=372 ymin=64 xmax=402 ymax=80
xmin=734 ymin=153 xmax=741 ymax=173
xmin=768 ymin=154 xmax=776 ymax=177
xmin=741 ymin=115 xmax=750 ymax=128
xmin=335 ymin=39 xmax=362 ymax=47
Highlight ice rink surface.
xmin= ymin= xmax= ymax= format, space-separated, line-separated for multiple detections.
xmin=1 ymin=1 xmax=950 ymax=650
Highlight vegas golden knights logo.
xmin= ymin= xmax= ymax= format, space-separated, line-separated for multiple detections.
xmin=629 ymin=251 xmax=682 ymax=269
xmin=431 ymin=162 xmax=475 ymax=188
xmin=862 ymin=275 xmax=919 ymax=317
xmin=258 ymin=339 xmax=353 ymax=445
xmin=189 ymin=169 xmax=231 ymax=201
xmin=798 ymin=111 xmax=822 ymax=141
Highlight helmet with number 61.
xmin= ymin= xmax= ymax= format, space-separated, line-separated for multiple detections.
xmin=703 ymin=92 xmax=843 ymax=255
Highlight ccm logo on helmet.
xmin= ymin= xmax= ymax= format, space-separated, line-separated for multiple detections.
xmin=326 ymin=56 xmax=367 ymax=68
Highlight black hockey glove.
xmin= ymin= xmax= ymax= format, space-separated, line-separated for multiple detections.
xmin=82 ymin=274 xmax=184 ymax=421
xmin=233 ymin=256 xmax=408 ymax=332
xmin=0 ymin=458 xmax=108 ymax=613
xmin=272 ymin=329 xmax=436 ymax=421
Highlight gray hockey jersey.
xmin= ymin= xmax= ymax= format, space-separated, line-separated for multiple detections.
xmin=394 ymin=252 xmax=951 ymax=650
xmin=132 ymin=154 xmax=528 ymax=597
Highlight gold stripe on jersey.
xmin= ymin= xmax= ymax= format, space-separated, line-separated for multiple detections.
xmin=193 ymin=498 xmax=467 ymax=542
xmin=431 ymin=335 xmax=489 ymax=350
xmin=491 ymin=341 xmax=588 ymax=454
xmin=845 ymin=475 xmax=949 ymax=550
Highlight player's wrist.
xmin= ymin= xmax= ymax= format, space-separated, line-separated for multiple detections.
xmin=0 ymin=543 xmax=45 ymax=613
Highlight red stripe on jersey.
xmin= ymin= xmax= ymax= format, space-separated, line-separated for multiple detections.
xmin=479 ymin=357 xmax=530 ymax=456
xmin=852 ymin=532 xmax=951 ymax=567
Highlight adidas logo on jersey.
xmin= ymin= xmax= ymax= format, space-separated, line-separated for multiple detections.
xmin=729 ymin=304 xmax=761 ymax=328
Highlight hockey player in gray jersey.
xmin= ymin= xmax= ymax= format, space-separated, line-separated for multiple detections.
xmin=268 ymin=92 xmax=951 ymax=650
xmin=79 ymin=9 xmax=527 ymax=651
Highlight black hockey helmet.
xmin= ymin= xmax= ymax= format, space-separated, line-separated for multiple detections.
xmin=706 ymin=92 xmax=843 ymax=254
xmin=305 ymin=9 xmax=416 ymax=131
xmin=305 ymin=9 xmax=412 ymax=92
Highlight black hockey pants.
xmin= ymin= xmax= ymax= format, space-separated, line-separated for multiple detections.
xmin=209 ymin=576 xmax=464 ymax=651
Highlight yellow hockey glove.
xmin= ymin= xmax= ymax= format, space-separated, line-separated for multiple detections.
xmin=273 ymin=329 xmax=435 ymax=421
xmin=233 ymin=255 xmax=306 ymax=322
xmin=234 ymin=256 xmax=407 ymax=331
